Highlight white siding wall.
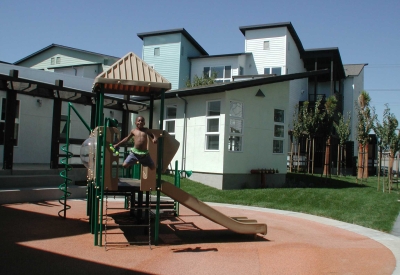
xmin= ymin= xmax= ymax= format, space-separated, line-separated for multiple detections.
xmin=286 ymin=29 xmax=308 ymax=139
xmin=343 ymin=69 xmax=364 ymax=155
xmin=244 ymin=27 xmax=287 ymax=75
xmin=150 ymin=93 xmax=226 ymax=174
xmin=54 ymin=65 xmax=100 ymax=78
xmin=224 ymin=82 xmax=289 ymax=175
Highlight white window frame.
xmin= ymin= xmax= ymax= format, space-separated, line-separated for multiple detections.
xmin=203 ymin=66 xmax=232 ymax=83
xmin=264 ymin=67 xmax=282 ymax=76
xmin=263 ymin=41 xmax=270 ymax=50
xmin=228 ymin=100 xmax=243 ymax=152
xmin=154 ymin=47 xmax=160 ymax=56
xmin=164 ymin=105 xmax=177 ymax=138
xmin=205 ymin=100 xmax=221 ymax=151
xmin=56 ymin=56 xmax=61 ymax=64
xmin=273 ymin=109 xmax=285 ymax=154
xmin=0 ymin=97 xmax=20 ymax=146
xmin=51 ymin=57 xmax=55 ymax=65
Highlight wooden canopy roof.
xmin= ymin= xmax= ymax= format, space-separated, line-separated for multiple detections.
xmin=93 ymin=52 xmax=171 ymax=96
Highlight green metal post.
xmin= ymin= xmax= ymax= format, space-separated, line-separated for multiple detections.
xmin=94 ymin=88 xmax=104 ymax=245
xmin=60 ymin=102 xmax=71 ymax=219
xmin=98 ymin=117 xmax=109 ymax=246
xmin=174 ymin=160 xmax=180 ymax=216
xmin=154 ymin=91 xmax=165 ymax=245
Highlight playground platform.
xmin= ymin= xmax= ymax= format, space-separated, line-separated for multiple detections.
xmin=1 ymin=199 xmax=399 ymax=275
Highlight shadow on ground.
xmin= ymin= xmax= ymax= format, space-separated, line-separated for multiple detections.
xmin=0 ymin=205 xmax=153 ymax=274
xmin=110 ymin=211 xmax=269 ymax=246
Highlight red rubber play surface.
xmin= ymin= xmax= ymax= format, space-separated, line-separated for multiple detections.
xmin=0 ymin=200 xmax=396 ymax=274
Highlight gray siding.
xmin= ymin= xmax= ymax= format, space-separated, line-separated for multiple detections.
xmin=16 ymin=47 xmax=118 ymax=74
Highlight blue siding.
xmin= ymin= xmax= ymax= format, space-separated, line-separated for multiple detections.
xmin=179 ymin=35 xmax=203 ymax=88
xmin=142 ymin=33 xmax=204 ymax=90
xmin=143 ymin=43 xmax=180 ymax=90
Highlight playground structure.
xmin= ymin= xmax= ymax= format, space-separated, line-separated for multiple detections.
xmin=60 ymin=52 xmax=267 ymax=246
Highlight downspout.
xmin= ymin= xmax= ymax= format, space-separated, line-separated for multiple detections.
xmin=176 ymin=94 xmax=188 ymax=177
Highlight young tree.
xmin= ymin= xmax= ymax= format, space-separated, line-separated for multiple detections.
xmin=321 ymin=95 xmax=338 ymax=176
xmin=375 ymin=105 xmax=393 ymax=191
xmin=388 ymin=117 xmax=399 ymax=192
xmin=333 ymin=112 xmax=351 ymax=176
xmin=291 ymin=104 xmax=308 ymax=172
xmin=356 ymin=91 xmax=377 ymax=181
xmin=302 ymin=98 xmax=325 ymax=174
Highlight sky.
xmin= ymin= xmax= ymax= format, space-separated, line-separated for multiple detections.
xmin=1 ymin=0 xmax=399 ymax=123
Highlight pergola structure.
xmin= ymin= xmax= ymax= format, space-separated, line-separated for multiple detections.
xmin=0 ymin=62 xmax=152 ymax=170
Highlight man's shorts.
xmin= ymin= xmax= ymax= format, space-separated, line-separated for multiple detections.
xmin=124 ymin=152 xmax=154 ymax=168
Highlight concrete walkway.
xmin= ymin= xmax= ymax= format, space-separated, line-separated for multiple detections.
xmin=392 ymin=205 xmax=400 ymax=237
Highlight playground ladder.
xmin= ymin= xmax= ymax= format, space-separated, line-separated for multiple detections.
xmin=104 ymin=190 xmax=152 ymax=250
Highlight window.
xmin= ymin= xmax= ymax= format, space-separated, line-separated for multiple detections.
xmin=154 ymin=47 xmax=160 ymax=56
xmin=56 ymin=57 xmax=61 ymax=64
xmin=239 ymin=66 xmax=244 ymax=76
xmin=165 ymin=105 xmax=177 ymax=138
xmin=0 ymin=98 xmax=20 ymax=146
xmin=228 ymin=101 xmax=243 ymax=152
xmin=203 ymin=66 xmax=232 ymax=83
xmin=51 ymin=58 xmax=55 ymax=65
xmin=273 ymin=109 xmax=285 ymax=154
xmin=205 ymin=100 xmax=221 ymax=150
xmin=263 ymin=41 xmax=270 ymax=50
xmin=264 ymin=67 xmax=282 ymax=76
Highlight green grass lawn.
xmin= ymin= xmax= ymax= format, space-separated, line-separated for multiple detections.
xmin=161 ymin=173 xmax=400 ymax=233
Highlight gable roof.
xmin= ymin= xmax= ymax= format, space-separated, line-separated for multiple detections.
xmin=13 ymin=44 xmax=120 ymax=65
xmin=239 ymin=22 xmax=304 ymax=53
xmin=343 ymin=64 xmax=368 ymax=77
xmin=93 ymin=52 xmax=171 ymax=96
xmin=137 ymin=28 xmax=208 ymax=56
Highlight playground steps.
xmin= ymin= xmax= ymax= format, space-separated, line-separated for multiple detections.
xmin=0 ymin=167 xmax=87 ymax=204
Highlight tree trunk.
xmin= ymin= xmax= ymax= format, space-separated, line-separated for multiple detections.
xmin=389 ymin=149 xmax=395 ymax=193
xmin=312 ymin=138 xmax=315 ymax=175
xmin=297 ymin=143 xmax=301 ymax=172
xmin=306 ymin=138 xmax=310 ymax=174
xmin=289 ymin=142 xmax=293 ymax=172
xmin=323 ymin=137 xmax=331 ymax=176
xmin=337 ymin=144 xmax=341 ymax=176
xmin=377 ymin=148 xmax=382 ymax=191
xmin=364 ymin=144 xmax=369 ymax=178
xmin=357 ymin=143 xmax=364 ymax=179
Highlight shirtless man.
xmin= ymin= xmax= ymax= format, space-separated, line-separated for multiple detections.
xmin=113 ymin=116 xmax=157 ymax=170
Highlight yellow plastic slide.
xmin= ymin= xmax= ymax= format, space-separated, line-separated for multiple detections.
xmin=161 ymin=181 xmax=267 ymax=235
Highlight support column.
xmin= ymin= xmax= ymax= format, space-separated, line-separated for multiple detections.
xmin=50 ymin=98 xmax=62 ymax=169
xmin=3 ymin=86 xmax=17 ymax=170
xmin=314 ymin=59 xmax=318 ymax=101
